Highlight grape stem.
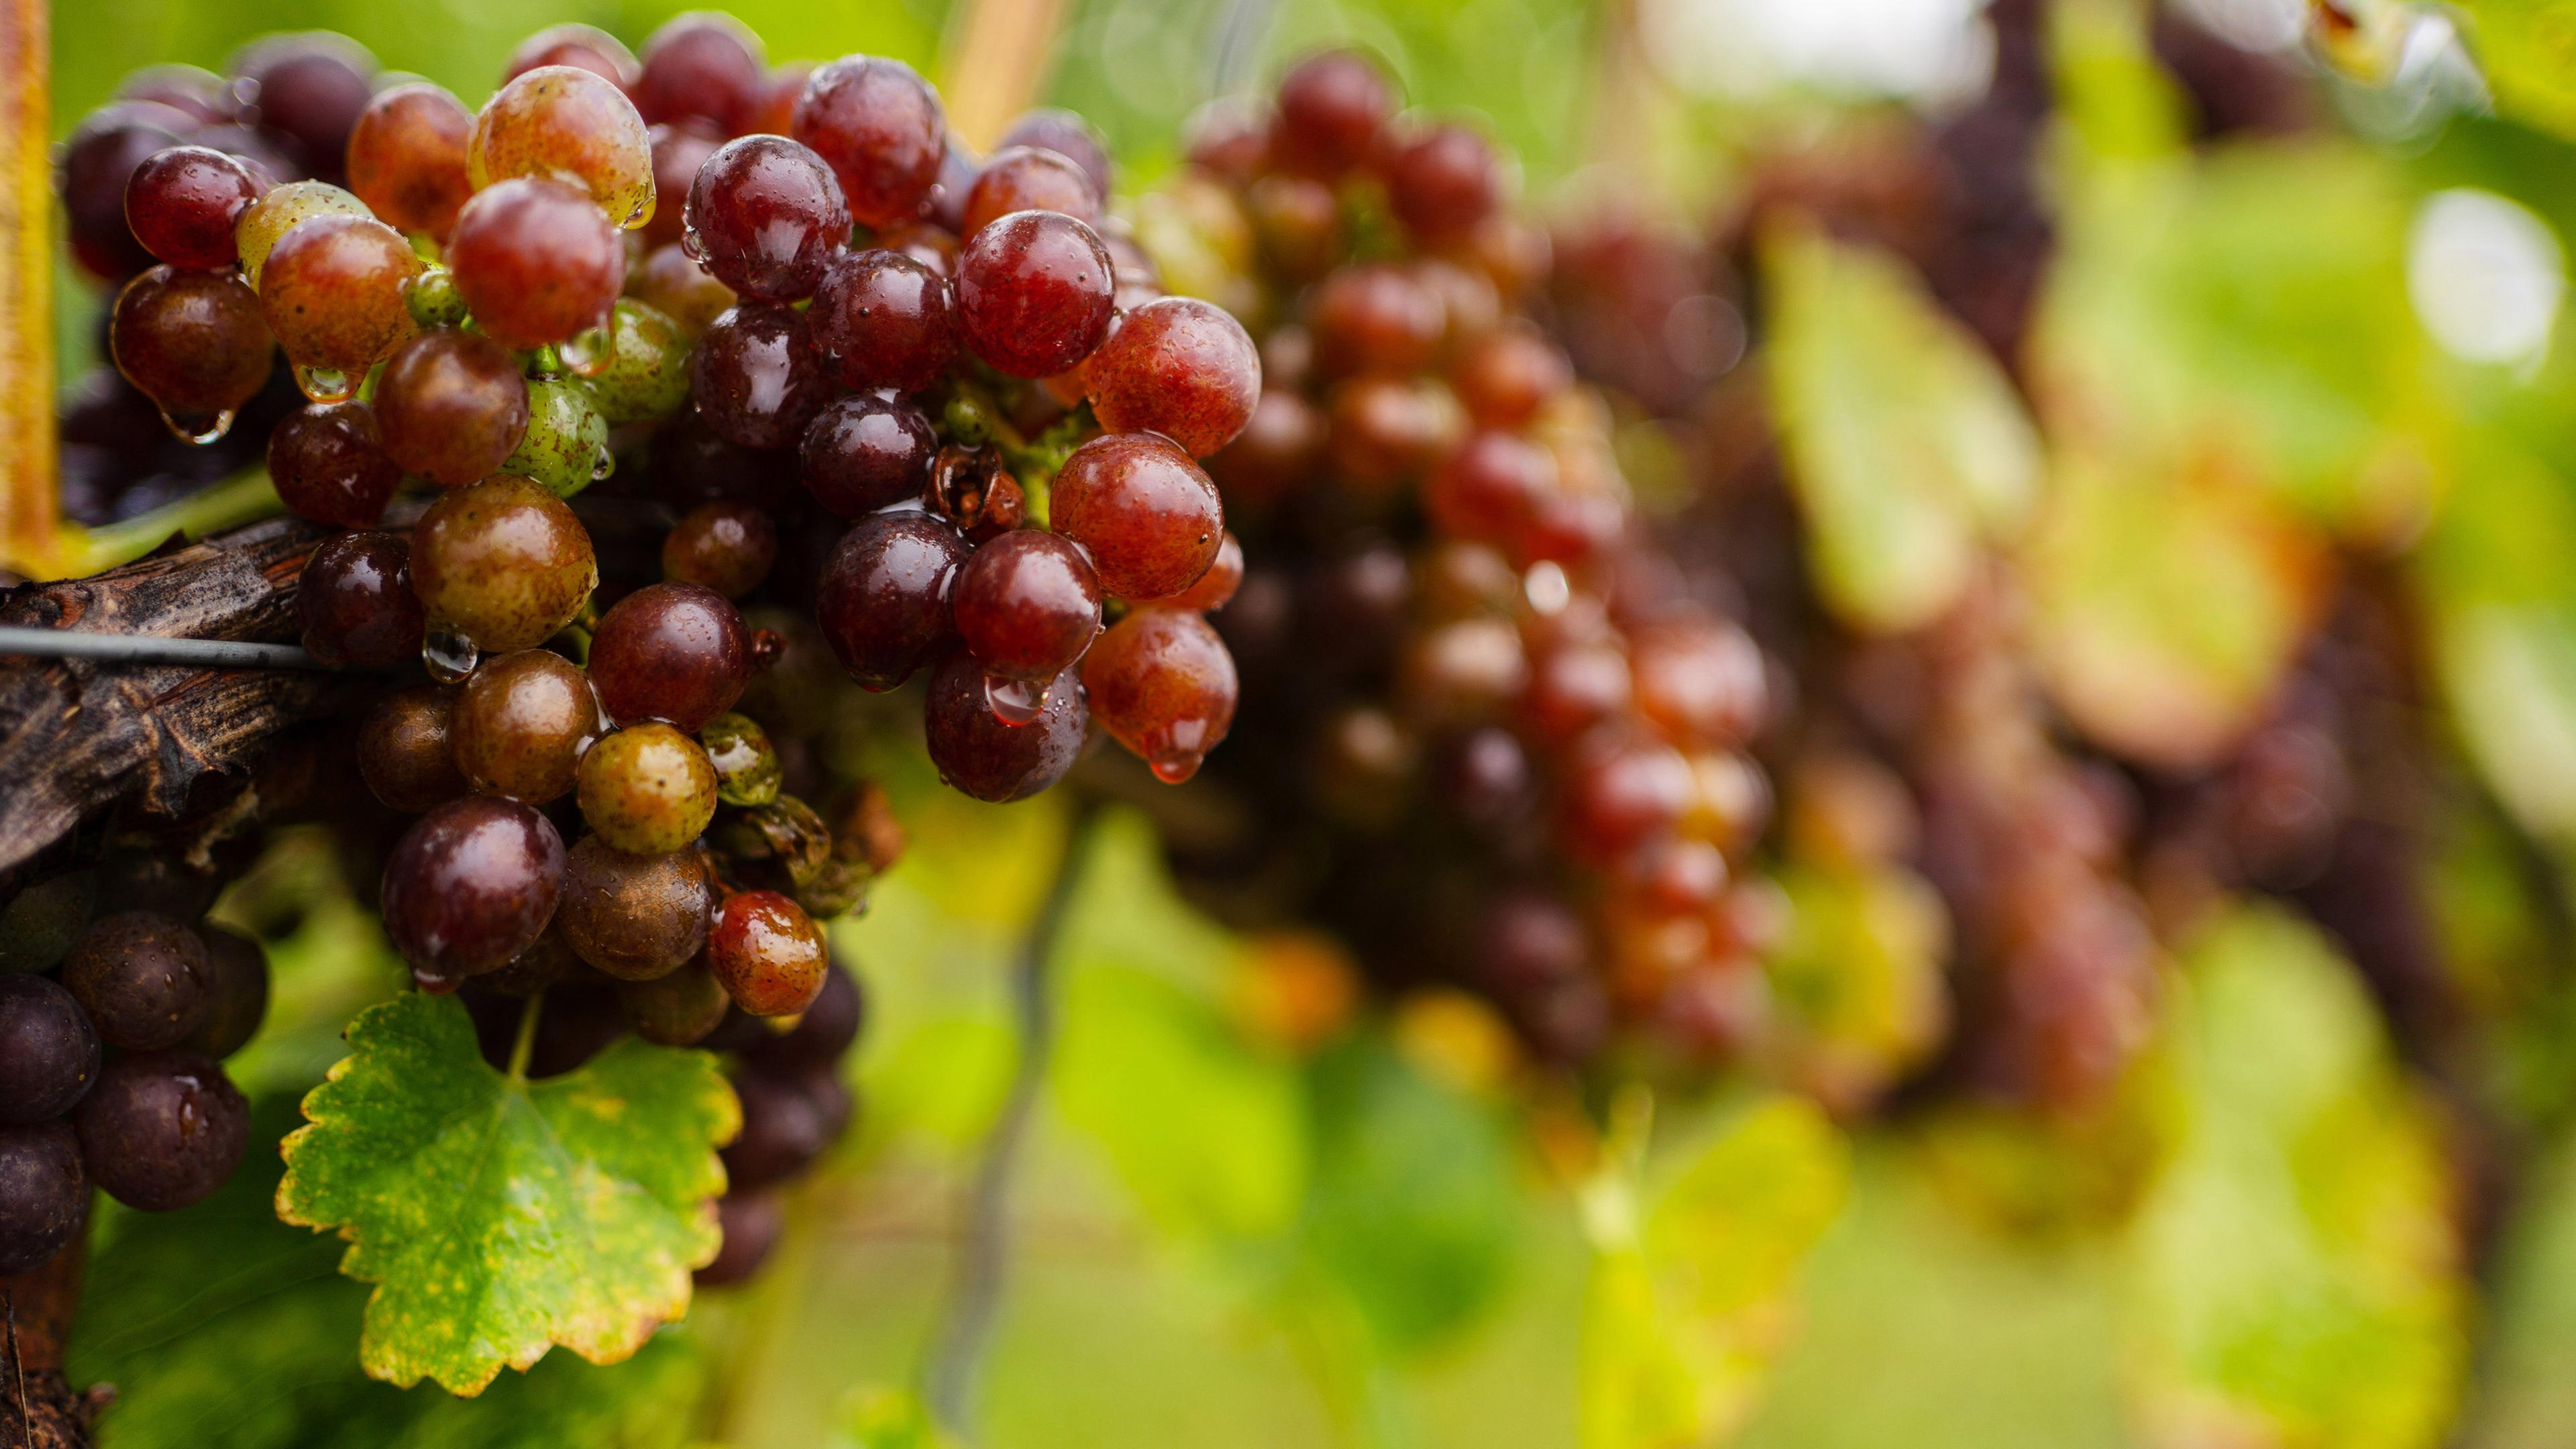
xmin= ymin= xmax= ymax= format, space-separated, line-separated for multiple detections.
xmin=506 ymin=994 xmax=544 ymax=1083
xmin=922 ymin=796 xmax=1098 ymax=1434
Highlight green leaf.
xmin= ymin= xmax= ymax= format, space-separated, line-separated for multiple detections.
xmin=2023 ymin=453 xmax=2330 ymax=771
xmin=1762 ymin=861 xmax=1951 ymax=1116
xmin=1297 ymin=1036 xmax=1521 ymax=1358
xmin=276 ymin=992 xmax=738 ymax=1395
xmin=1762 ymin=221 xmax=2043 ymax=634
xmin=830 ymin=1389 xmax=965 ymax=1449
xmin=74 ymin=1095 xmax=711 ymax=1449
xmin=2453 ymin=1 xmax=2576 ymax=143
xmin=2123 ymin=906 xmax=2469 ymax=1449
xmin=1580 ymin=1097 xmax=1850 ymax=1449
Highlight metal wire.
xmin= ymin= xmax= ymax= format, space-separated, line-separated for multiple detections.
xmin=0 ymin=626 xmax=332 ymax=671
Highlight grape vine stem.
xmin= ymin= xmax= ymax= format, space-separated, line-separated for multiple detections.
xmin=923 ymin=796 xmax=1098 ymax=1435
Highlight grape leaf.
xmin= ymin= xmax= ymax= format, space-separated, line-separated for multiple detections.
xmin=1581 ymin=1096 xmax=1850 ymax=1449
xmin=276 ymin=991 xmax=738 ymax=1395
xmin=1762 ymin=861 xmax=1951 ymax=1116
xmin=1762 ymin=221 xmax=2042 ymax=634
xmin=2123 ymin=906 xmax=2469 ymax=1449
xmin=74 ymin=1095 xmax=712 ymax=1449
xmin=2451 ymin=1 xmax=2576 ymax=143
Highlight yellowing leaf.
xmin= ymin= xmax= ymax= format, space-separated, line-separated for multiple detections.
xmin=2123 ymin=906 xmax=2469 ymax=1449
xmin=1763 ymin=861 xmax=1951 ymax=1116
xmin=277 ymin=993 xmax=738 ymax=1395
xmin=1581 ymin=1097 xmax=1850 ymax=1449
xmin=2024 ymin=453 xmax=2330 ymax=770
xmin=2453 ymin=1 xmax=2576 ymax=142
xmin=1762 ymin=223 xmax=2043 ymax=633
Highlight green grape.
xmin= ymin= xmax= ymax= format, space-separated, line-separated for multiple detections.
xmin=405 ymin=266 xmax=469 ymax=329
xmin=586 ymin=299 xmax=692 ymax=424
xmin=700 ymin=712 xmax=783 ymax=807
xmin=504 ymin=377 xmax=610 ymax=497
xmin=235 ymin=179 xmax=370 ymax=290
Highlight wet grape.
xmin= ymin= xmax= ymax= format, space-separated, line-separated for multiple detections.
xmin=684 ymin=133 xmax=849 ymax=302
xmin=1080 ymin=296 xmax=1262 ymax=456
xmin=706 ymin=890 xmax=828 ymax=1016
xmin=953 ymin=528 xmax=1102 ymax=683
xmin=409 ymin=475 xmax=597 ymax=652
xmin=578 ymin=722 xmax=721 ymax=854
xmin=125 ymin=145 xmax=267 ymax=270
xmin=588 ymin=582 xmax=752 ymax=732
xmin=72 ymin=1050 xmax=248 ymax=1212
xmin=469 ymin=64 xmax=655 ymax=229
xmin=373 ymin=327 xmax=531 ymax=486
xmin=346 ymin=83 xmax=474 ymax=237
xmin=1080 ymin=608 xmax=1238 ymax=783
xmin=62 ymin=911 xmax=210 ymax=1052
xmin=451 ymin=647 xmax=601 ymax=803
xmin=0 ymin=976 xmax=102 ymax=1124
xmin=814 ymin=510 xmax=970 ymax=690
xmin=358 ymin=684 xmax=470 ymax=812
xmin=380 ymin=795 xmax=566 ymax=987
xmin=558 ymin=835 xmax=714 ymax=980
xmin=691 ymin=303 xmax=830 ymax=449
xmin=806 ymin=248 xmax=957 ymax=392
xmin=269 ymin=400 xmax=399 ymax=527
xmin=953 ymin=209 xmax=1114 ymax=378
xmin=111 ymin=266 xmax=274 ymax=421
xmin=792 ymin=56 xmax=944 ymax=228
xmin=448 ymin=175 xmax=626 ymax=350
xmin=257 ymin=213 xmax=423 ymax=381
xmin=924 ymin=653 xmax=1089 ymax=802
xmin=298 ymin=530 xmax=425 ymax=667
xmin=1049 ymin=432 xmax=1224 ymax=600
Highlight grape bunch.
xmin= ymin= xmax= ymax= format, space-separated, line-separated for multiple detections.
xmin=1 ymin=860 xmax=269 ymax=1275
xmin=1144 ymin=52 xmax=1779 ymax=1067
xmin=46 ymin=14 xmax=1264 ymax=1284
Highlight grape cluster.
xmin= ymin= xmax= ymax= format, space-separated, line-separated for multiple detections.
xmin=1 ymin=864 xmax=268 ymax=1275
xmin=46 ymin=17 xmax=1263 ymax=1286
xmin=1149 ymin=52 xmax=1778 ymax=1067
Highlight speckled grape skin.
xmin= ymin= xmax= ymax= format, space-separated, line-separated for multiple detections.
xmin=578 ymin=723 xmax=720 ymax=855
xmin=690 ymin=303 xmax=830 ymax=449
xmin=684 ymin=134 xmax=849 ymax=302
xmin=358 ymin=684 xmax=469 ymax=812
xmin=791 ymin=56 xmax=945 ymax=229
xmin=954 ymin=210 xmax=1114 ymax=378
xmin=374 ymin=329 xmax=531 ymax=487
xmin=269 ymin=400 xmax=400 ymax=527
xmin=806 ymin=248 xmax=957 ymax=392
xmin=662 ymin=500 xmax=777 ymax=598
xmin=1081 ymin=297 xmax=1262 ymax=457
xmin=814 ymin=511 xmax=971 ymax=690
xmin=72 ymin=1051 xmax=247 ymax=1212
xmin=502 ymin=378 xmax=609 ymax=498
xmin=125 ymin=146 xmax=267 ymax=270
xmin=110 ymin=267 xmax=274 ymax=415
xmin=234 ymin=181 xmax=372 ymax=287
xmin=588 ymin=581 xmax=751 ymax=731
xmin=960 ymin=146 xmax=1099 ymax=239
xmin=953 ymin=529 xmax=1102 ymax=683
xmin=346 ymin=83 xmax=474 ymax=237
xmin=706 ymin=890 xmax=828 ymax=1016
xmin=447 ymin=176 xmax=626 ymax=350
xmin=1049 ymin=433 xmax=1225 ymax=600
xmin=587 ymin=299 xmax=695 ymax=424
xmin=469 ymin=65 xmax=656 ymax=230
xmin=800 ymin=392 xmax=936 ymax=515
xmin=1080 ymin=608 xmax=1238 ymax=783
xmin=557 ymin=835 xmax=713 ymax=981
xmin=297 ymin=531 xmax=425 ymax=668
xmin=451 ymin=648 xmax=601 ymax=803
xmin=924 ymin=653 xmax=1089 ymax=803
xmin=380 ymin=796 xmax=566 ymax=987
xmin=257 ymin=213 xmax=422 ymax=377
xmin=411 ymin=476 xmax=598 ymax=652
xmin=61 ymin=912 xmax=211 ymax=1051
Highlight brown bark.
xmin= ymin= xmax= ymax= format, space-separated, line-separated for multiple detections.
xmin=4 ymin=1238 xmax=96 ymax=1449
xmin=0 ymin=517 xmax=347 ymax=879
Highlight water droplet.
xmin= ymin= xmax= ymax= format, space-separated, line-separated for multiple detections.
xmin=680 ymin=223 xmax=705 ymax=262
xmin=1148 ymin=750 xmax=1203 ymax=785
xmin=591 ymin=443 xmax=616 ymax=481
xmin=293 ymin=364 xmax=357 ymax=404
xmin=422 ymin=629 xmax=480 ymax=684
xmin=984 ymin=673 xmax=1049 ymax=727
xmin=158 ymin=407 xmax=236 ymax=445
xmin=561 ymin=316 xmax=615 ymax=378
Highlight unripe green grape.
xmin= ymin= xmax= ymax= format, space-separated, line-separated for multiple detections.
xmin=699 ymin=712 xmax=782 ymax=807
xmin=235 ymin=180 xmax=370 ymax=289
xmin=504 ymin=378 xmax=610 ymax=497
xmin=405 ymin=266 xmax=468 ymax=329
xmin=585 ymin=299 xmax=693 ymax=424
xmin=578 ymin=723 xmax=719 ymax=855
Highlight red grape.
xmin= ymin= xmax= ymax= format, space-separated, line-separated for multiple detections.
xmin=1161 ymin=531 xmax=1243 ymax=612
xmin=558 ymin=836 xmax=713 ymax=980
xmin=684 ymin=134 xmax=850 ymax=301
xmin=451 ymin=647 xmax=602 ymax=803
xmin=800 ymin=392 xmax=936 ymax=515
xmin=953 ymin=210 xmax=1114 ymax=377
xmin=58 ymin=102 xmax=197 ymax=279
xmin=345 ymin=83 xmax=474 ymax=238
xmin=504 ymin=24 xmax=639 ymax=89
xmin=1080 ymin=296 xmax=1262 ymax=456
xmin=1049 ymin=432 xmax=1224 ymax=600
xmin=953 ymin=528 xmax=1102 ymax=683
xmin=1424 ymin=429 xmax=1553 ymax=547
xmin=270 ymin=400 xmax=398 ymax=527
xmin=708 ymin=890 xmax=828 ymax=1015
xmin=690 ymin=303 xmax=830 ymax=449
xmin=751 ymin=62 xmax=816 ymax=138
xmin=62 ymin=912 xmax=210 ymax=1051
xmin=410 ymin=476 xmax=596 ymax=652
xmin=996 ymin=108 xmax=1112 ymax=201
xmin=1308 ymin=262 xmax=1442 ymax=377
xmin=72 ymin=1051 xmax=247 ymax=1212
xmin=231 ymin=33 xmax=374 ymax=172
xmin=806 ymin=248 xmax=957 ymax=392
xmin=589 ymin=582 xmax=752 ymax=731
xmin=298 ymin=530 xmax=425 ymax=667
xmin=0 ymin=977 xmax=101 ymax=1124
xmin=373 ymin=328 xmax=530 ymax=486
xmin=814 ymin=510 xmax=970 ymax=690
xmin=380 ymin=794 xmax=566 ymax=989
xmin=258 ymin=213 xmax=423 ymax=381
xmin=1271 ymin=50 xmax=1395 ymax=177
xmin=1451 ymin=325 xmax=1570 ymax=428
xmin=471 ymin=64 xmax=655 ymax=228
xmin=447 ymin=176 xmax=625 ymax=350
xmin=792 ymin=56 xmax=945 ymax=228
xmin=634 ymin=13 xmax=767 ymax=135
xmin=110 ymin=266 xmax=274 ymax=421
xmin=960 ymin=145 xmax=1099 ymax=238
xmin=125 ymin=145 xmax=266 ymax=269
xmin=635 ymin=241 xmax=738 ymax=335
xmin=663 ymin=500 xmax=779 ymax=598
xmin=1080 ymin=608 xmax=1238 ymax=783
xmin=359 ymin=684 xmax=469 ymax=812
xmin=645 ymin=121 xmax=725 ymax=247
xmin=924 ymin=652 xmax=1088 ymax=801
xmin=1385 ymin=123 xmax=1501 ymax=240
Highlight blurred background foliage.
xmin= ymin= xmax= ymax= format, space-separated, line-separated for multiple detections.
xmin=55 ymin=0 xmax=2576 ymax=1446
